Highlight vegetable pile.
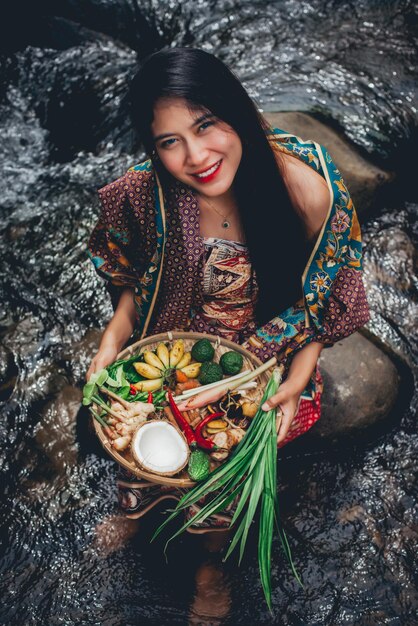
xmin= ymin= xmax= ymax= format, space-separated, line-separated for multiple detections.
xmin=84 ymin=337 xmax=276 ymax=482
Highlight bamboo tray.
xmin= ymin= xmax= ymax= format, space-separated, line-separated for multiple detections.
xmin=92 ymin=331 xmax=270 ymax=487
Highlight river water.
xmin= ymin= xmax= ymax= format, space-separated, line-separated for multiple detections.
xmin=0 ymin=1 xmax=417 ymax=624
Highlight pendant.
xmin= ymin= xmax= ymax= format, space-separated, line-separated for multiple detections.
xmin=222 ymin=220 xmax=230 ymax=229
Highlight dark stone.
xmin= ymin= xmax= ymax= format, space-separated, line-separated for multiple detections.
xmin=313 ymin=332 xmax=399 ymax=437
xmin=265 ymin=111 xmax=394 ymax=216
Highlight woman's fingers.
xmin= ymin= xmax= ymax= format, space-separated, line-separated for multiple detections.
xmin=86 ymin=346 xmax=119 ymax=381
xmin=276 ymin=406 xmax=295 ymax=444
xmin=261 ymin=390 xmax=285 ymax=411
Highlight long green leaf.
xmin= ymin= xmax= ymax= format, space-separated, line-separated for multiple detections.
xmin=160 ymin=478 xmax=249 ymax=555
xmin=258 ymin=417 xmax=276 ymax=609
xmin=238 ymin=453 xmax=267 ymax=564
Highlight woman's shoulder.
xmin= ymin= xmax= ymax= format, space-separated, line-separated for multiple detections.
xmin=97 ymin=159 xmax=155 ymax=211
xmin=98 ymin=159 xmax=154 ymax=197
xmin=279 ymin=151 xmax=331 ymax=239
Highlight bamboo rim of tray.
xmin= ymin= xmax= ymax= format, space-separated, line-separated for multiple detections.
xmin=92 ymin=331 xmax=270 ymax=487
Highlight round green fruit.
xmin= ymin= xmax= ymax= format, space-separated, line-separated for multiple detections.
xmin=198 ymin=361 xmax=223 ymax=385
xmin=191 ymin=339 xmax=215 ymax=363
xmin=220 ymin=351 xmax=244 ymax=375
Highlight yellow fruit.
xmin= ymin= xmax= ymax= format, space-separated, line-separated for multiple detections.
xmin=206 ymin=419 xmax=227 ymax=429
xmin=180 ymin=362 xmax=202 ymax=378
xmin=176 ymin=352 xmax=192 ymax=370
xmin=133 ymin=362 xmax=163 ymax=379
xmin=143 ymin=350 xmax=165 ymax=371
xmin=241 ymin=400 xmax=258 ymax=418
xmin=156 ymin=343 xmax=170 ymax=368
xmin=169 ymin=339 xmax=184 ymax=367
xmin=133 ymin=378 xmax=163 ymax=392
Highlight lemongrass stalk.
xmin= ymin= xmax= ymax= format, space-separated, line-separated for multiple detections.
xmin=90 ymin=408 xmax=109 ymax=428
xmin=91 ymin=395 xmax=123 ymax=420
xmin=176 ymin=357 xmax=277 ymax=410
xmin=174 ymin=380 xmax=257 ymax=403
xmin=173 ymin=369 xmax=252 ymax=401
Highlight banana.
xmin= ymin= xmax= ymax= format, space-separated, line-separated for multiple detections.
xmin=143 ymin=350 xmax=165 ymax=371
xmin=156 ymin=343 xmax=170 ymax=368
xmin=169 ymin=339 xmax=184 ymax=367
xmin=133 ymin=378 xmax=163 ymax=392
xmin=180 ymin=362 xmax=202 ymax=378
xmin=176 ymin=351 xmax=192 ymax=370
xmin=133 ymin=362 xmax=163 ymax=379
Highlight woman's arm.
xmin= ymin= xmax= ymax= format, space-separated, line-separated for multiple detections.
xmin=261 ymin=341 xmax=323 ymax=444
xmin=86 ymin=288 xmax=136 ymax=380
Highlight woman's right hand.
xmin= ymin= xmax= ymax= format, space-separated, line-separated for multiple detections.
xmin=86 ymin=345 xmax=119 ymax=381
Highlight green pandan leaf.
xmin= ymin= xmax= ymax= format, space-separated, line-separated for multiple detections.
xmin=82 ymin=396 xmax=92 ymax=406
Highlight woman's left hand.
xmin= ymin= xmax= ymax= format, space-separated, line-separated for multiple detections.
xmin=261 ymin=381 xmax=301 ymax=445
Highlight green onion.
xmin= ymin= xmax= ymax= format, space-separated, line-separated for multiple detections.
xmin=151 ymin=367 xmax=301 ymax=610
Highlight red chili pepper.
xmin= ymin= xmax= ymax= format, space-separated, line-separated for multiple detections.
xmin=167 ymin=390 xmax=197 ymax=449
xmin=147 ymin=392 xmax=153 ymax=403
xmin=129 ymin=385 xmax=137 ymax=396
xmin=194 ymin=412 xmax=224 ymax=450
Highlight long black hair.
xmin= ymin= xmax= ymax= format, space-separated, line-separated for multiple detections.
xmin=129 ymin=47 xmax=308 ymax=325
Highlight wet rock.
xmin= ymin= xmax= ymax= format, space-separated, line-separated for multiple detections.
xmin=0 ymin=345 xmax=17 ymax=402
xmin=35 ymin=385 xmax=82 ymax=472
xmin=313 ymin=332 xmax=399 ymax=437
xmin=265 ymin=112 xmax=394 ymax=215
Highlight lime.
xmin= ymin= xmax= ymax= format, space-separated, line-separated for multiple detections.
xmin=220 ymin=351 xmax=244 ymax=375
xmin=191 ymin=339 xmax=215 ymax=362
xmin=198 ymin=361 xmax=223 ymax=385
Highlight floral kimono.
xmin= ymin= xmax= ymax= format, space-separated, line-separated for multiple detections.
xmin=87 ymin=128 xmax=370 ymax=528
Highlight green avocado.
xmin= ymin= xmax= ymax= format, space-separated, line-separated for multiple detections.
xmin=188 ymin=450 xmax=210 ymax=481
xmin=220 ymin=351 xmax=244 ymax=375
xmin=191 ymin=339 xmax=215 ymax=363
xmin=198 ymin=361 xmax=224 ymax=385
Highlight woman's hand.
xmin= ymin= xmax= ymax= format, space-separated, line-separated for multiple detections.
xmin=261 ymin=381 xmax=301 ymax=445
xmin=86 ymin=345 xmax=119 ymax=381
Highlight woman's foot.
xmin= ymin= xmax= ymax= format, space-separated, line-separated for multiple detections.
xmin=189 ymin=560 xmax=231 ymax=626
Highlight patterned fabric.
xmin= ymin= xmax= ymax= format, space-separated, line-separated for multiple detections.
xmin=188 ymin=237 xmax=258 ymax=341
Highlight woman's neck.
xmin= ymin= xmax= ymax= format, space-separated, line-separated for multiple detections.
xmin=196 ymin=191 xmax=245 ymax=243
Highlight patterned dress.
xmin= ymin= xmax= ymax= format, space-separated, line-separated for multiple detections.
xmin=117 ymin=237 xmax=322 ymax=532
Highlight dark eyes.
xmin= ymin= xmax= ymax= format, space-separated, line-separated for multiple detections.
xmin=199 ymin=121 xmax=214 ymax=131
xmin=160 ymin=138 xmax=176 ymax=148
xmin=159 ymin=120 xmax=215 ymax=149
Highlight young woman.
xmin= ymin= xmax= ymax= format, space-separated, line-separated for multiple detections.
xmin=87 ymin=47 xmax=369 ymax=532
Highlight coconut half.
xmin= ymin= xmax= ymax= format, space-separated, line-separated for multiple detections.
xmin=131 ymin=420 xmax=190 ymax=476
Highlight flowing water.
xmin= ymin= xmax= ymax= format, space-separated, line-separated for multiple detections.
xmin=0 ymin=1 xmax=417 ymax=624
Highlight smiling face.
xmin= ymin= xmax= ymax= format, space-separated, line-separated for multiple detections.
xmin=151 ymin=98 xmax=243 ymax=203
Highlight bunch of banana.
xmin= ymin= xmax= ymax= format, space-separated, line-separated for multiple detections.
xmin=133 ymin=340 xmax=202 ymax=392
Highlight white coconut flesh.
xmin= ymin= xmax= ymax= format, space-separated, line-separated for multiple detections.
xmin=131 ymin=421 xmax=189 ymax=475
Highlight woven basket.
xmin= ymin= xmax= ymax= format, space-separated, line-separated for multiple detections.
xmin=92 ymin=331 xmax=271 ymax=487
